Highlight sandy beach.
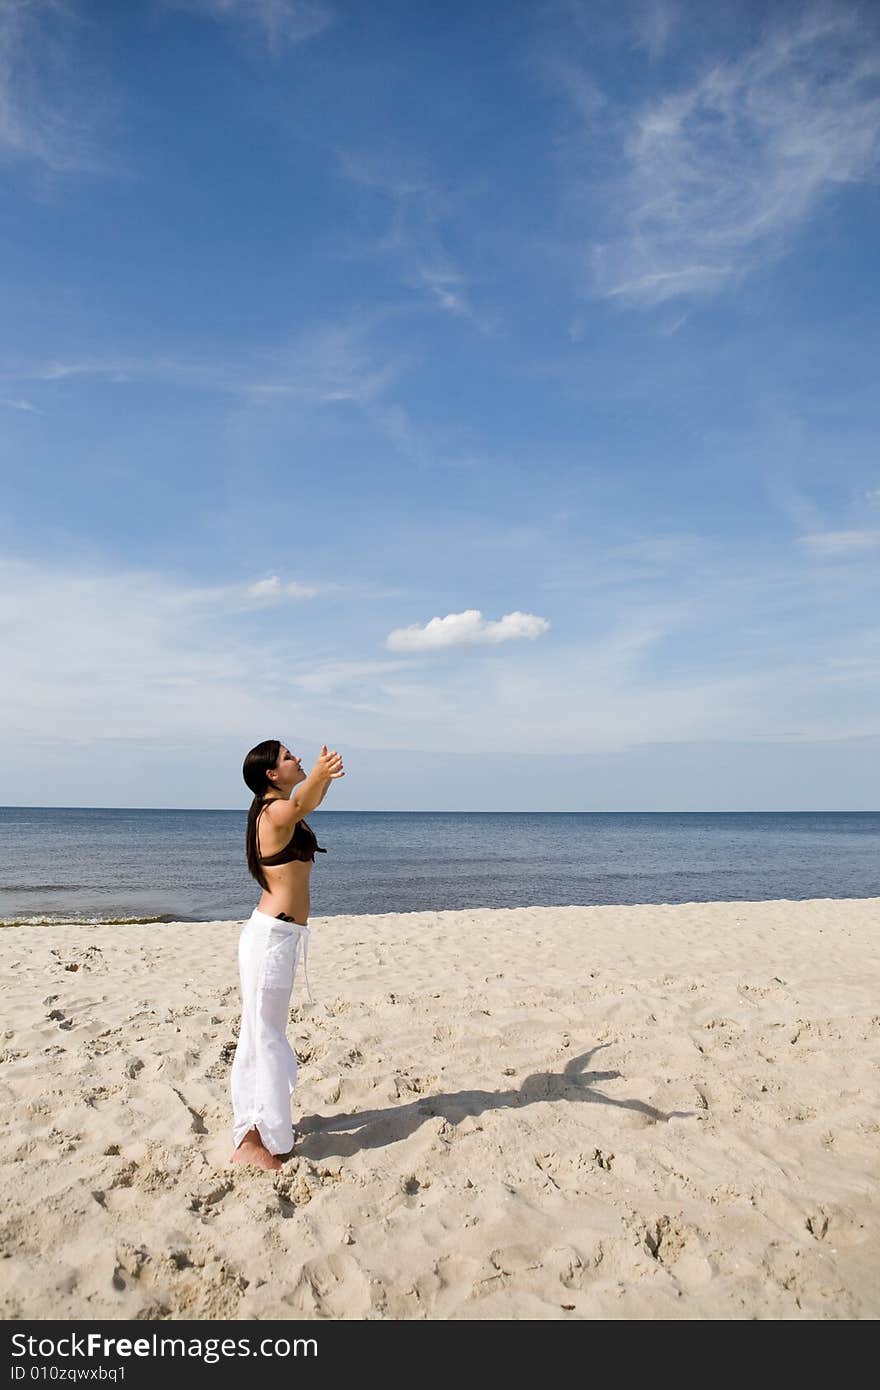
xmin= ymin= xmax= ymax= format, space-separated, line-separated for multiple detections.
xmin=1 ymin=897 xmax=878 ymax=1320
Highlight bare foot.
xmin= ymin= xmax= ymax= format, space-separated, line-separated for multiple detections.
xmin=231 ymin=1127 xmax=282 ymax=1171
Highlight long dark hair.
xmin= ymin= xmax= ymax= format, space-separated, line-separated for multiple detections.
xmin=243 ymin=739 xmax=281 ymax=891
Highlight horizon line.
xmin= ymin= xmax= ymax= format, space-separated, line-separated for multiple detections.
xmin=0 ymin=805 xmax=877 ymax=815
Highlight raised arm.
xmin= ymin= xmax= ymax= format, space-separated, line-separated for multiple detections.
xmin=270 ymin=745 xmax=344 ymax=828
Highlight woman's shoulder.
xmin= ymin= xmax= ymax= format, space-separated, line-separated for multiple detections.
xmin=260 ymin=796 xmax=302 ymax=830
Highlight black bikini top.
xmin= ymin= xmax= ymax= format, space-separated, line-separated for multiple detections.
xmin=257 ymin=799 xmax=327 ymax=865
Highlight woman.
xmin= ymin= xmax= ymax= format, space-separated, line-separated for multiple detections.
xmin=230 ymin=739 xmax=344 ymax=1171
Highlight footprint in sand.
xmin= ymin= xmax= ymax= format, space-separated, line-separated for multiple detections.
xmin=805 ymin=1202 xmax=868 ymax=1247
xmin=50 ymin=946 xmax=104 ymax=974
xmin=170 ymin=1087 xmax=208 ymax=1134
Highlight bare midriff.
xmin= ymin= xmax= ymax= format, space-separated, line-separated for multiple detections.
xmin=257 ymin=860 xmax=312 ymax=925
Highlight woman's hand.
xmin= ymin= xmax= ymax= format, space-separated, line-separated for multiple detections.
xmin=314 ymin=745 xmax=345 ymax=781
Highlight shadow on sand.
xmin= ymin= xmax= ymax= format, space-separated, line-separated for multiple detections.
xmin=290 ymin=1044 xmax=698 ymax=1161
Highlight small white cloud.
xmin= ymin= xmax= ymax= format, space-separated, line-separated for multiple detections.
xmin=247 ymin=576 xmax=318 ymax=600
xmin=386 ymin=608 xmax=550 ymax=652
xmin=799 ymin=530 xmax=880 ymax=557
xmin=1 ymin=398 xmax=41 ymax=413
xmin=248 ymin=577 xmax=281 ymax=599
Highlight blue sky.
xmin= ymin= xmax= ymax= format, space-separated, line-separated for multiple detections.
xmin=2 ymin=0 xmax=879 ymax=809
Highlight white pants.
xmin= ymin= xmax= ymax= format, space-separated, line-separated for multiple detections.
xmin=230 ymin=908 xmax=314 ymax=1156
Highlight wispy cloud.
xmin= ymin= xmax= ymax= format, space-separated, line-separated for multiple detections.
xmin=167 ymin=0 xmax=334 ymax=50
xmin=246 ymin=575 xmax=319 ymax=600
xmin=360 ymin=400 xmax=487 ymax=475
xmin=2 ymin=548 xmax=880 ymax=761
xmin=244 ymin=318 xmax=408 ymax=404
xmin=386 ymin=609 xmax=550 ymax=652
xmin=414 ymin=263 xmax=478 ymax=321
xmin=0 ymin=558 xmax=311 ymax=743
xmin=799 ymin=529 xmax=880 ymax=557
xmin=0 ymin=0 xmax=111 ymax=174
xmin=9 ymin=355 xmax=228 ymax=389
xmin=632 ymin=0 xmax=681 ymax=60
xmin=332 ymin=147 xmax=493 ymax=332
xmin=1 ymin=397 xmax=41 ymax=413
xmin=12 ymin=315 xmax=408 ymax=406
xmin=32 ymin=360 xmax=141 ymax=383
xmin=561 ymin=5 xmax=880 ymax=304
xmin=292 ymin=658 xmax=413 ymax=695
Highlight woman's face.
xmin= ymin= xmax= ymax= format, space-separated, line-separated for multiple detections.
xmin=268 ymin=746 xmax=307 ymax=793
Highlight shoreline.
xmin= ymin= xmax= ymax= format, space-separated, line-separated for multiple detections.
xmin=2 ymin=890 xmax=880 ymax=931
xmin=2 ymin=896 xmax=878 ymax=1318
